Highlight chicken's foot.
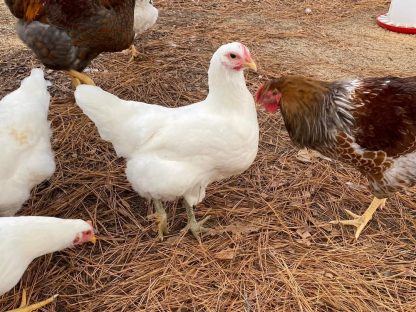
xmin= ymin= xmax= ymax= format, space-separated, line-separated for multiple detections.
xmin=130 ymin=45 xmax=140 ymax=62
xmin=148 ymin=199 xmax=168 ymax=241
xmin=7 ymin=289 xmax=58 ymax=312
xmin=330 ymin=197 xmax=387 ymax=239
xmin=66 ymin=69 xmax=95 ymax=87
xmin=182 ymin=201 xmax=210 ymax=242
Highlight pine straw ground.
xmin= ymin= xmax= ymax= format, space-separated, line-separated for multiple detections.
xmin=0 ymin=0 xmax=416 ymax=311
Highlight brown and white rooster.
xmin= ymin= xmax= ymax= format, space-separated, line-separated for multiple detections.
xmin=256 ymin=75 xmax=416 ymax=239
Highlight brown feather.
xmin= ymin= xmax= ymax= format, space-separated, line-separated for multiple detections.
xmin=266 ymin=76 xmax=329 ymax=118
xmin=24 ymin=0 xmax=45 ymax=21
xmin=351 ymin=77 xmax=416 ymax=157
xmin=99 ymin=0 xmax=126 ymax=7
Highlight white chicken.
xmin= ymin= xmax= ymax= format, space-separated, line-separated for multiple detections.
xmin=0 ymin=69 xmax=55 ymax=217
xmin=134 ymin=0 xmax=159 ymax=35
xmin=75 ymin=42 xmax=259 ymax=240
xmin=125 ymin=0 xmax=159 ymax=61
xmin=0 ymin=216 xmax=96 ymax=312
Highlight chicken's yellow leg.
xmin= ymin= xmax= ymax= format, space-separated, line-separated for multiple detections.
xmin=7 ymin=289 xmax=58 ymax=312
xmin=148 ymin=199 xmax=168 ymax=241
xmin=66 ymin=69 xmax=95 ymax=87
xmin=70 ymin=77 xmax=81 ymax=88
xmin=330 ymin=197 xmax=387 ymax=239
xmin=129 ymin=44 xmax=139 ymax=62
xmin=182 ymin=201 xmax=210 ymax=242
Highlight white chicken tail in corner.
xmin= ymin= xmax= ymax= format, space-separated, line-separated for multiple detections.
xmin=0 ymin=69 xmax=55 ymax=216
xmin=75 ymin=42 xmax=259 ymax=241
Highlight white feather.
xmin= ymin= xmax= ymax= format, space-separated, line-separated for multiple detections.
xmin=133 ymin=0 xmax=158 ymax=35
xmin=0 ymin=69 xmax=55 ymax=216
xmin=76 ymin=42 xmax=259 ymax=206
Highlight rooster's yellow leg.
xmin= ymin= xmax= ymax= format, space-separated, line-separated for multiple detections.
xmin=66 ymin=69 xmax=95 ymax=86
xmin=330 ymin=197 xmax=387 ymax=239
xmin=148 ymin=199 xmax=168 ymax=241
xmin=7 ymin=289 xmax=58 ymax=312
xmin=182 ymin=201 xmax=210 ymax=242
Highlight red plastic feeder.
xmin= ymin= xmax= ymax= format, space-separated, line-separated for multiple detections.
xmin=377 ymin=0 xmax=416 ymax=34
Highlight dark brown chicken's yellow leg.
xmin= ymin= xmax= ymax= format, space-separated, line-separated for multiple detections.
xmin=330 ymin=197 xmax=387 ymax=239
xmin=148 ymin=199 xmax=168 ymax=241
xmin=71 ymin=77 xmax=81 ymax=88
xmin=66 ymin=69 xmax=95 ymax=87
xmin=7 ymin=289 xmax=58 ymax=312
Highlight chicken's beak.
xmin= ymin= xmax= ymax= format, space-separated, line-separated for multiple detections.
xmin=90 ymin=234 xmax=97 ymax=245
xmin=86 ymin=220 xmax=97 ymax=245
xmin=243 ymin=59 xmax=257 ymax=72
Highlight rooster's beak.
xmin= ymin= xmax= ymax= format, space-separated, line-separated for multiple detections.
xmin=243 ymin=59 xmax=257 ymax=72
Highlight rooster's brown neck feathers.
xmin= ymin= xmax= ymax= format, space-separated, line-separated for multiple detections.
xmin=276 ymin=76 xmax=356 ymax=151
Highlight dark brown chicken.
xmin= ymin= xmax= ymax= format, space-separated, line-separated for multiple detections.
xmin=256 ymin=75 xmax=416 ymax=239
xmin=5 ymin=0 xmax=135 ymax=86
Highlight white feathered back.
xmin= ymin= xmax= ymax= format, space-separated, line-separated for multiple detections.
xmin=0 ymin=69 xmax=55 ymax=216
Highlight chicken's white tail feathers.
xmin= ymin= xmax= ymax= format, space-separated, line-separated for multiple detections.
xmin=21 ymin=69 xmax=50 ymax=108
xmin=1 ymin=68 xmax=51 ymax=114
xmin=75 ymin=85 xmax=134 ymax=146
xmin=21 ymin=68 xmax=51 ymax=93
xmin=75 ymin=85 xmax=120 ymax=111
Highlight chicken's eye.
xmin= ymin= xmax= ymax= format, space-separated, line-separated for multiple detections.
xmin=230 ymin=53 xmax=237 ymax=59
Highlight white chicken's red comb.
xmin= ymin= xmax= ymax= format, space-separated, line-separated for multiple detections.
xmin=240 ymin=43 xmax=251 ymax=62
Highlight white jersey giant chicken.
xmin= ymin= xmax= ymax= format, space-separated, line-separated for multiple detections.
xmin=0 ymin=69 xmax=55 ymax=216
xmin=75 ymin=42 xmax=259 ymax=240
xmin=0 ymin=217 xmax=96 ymax=312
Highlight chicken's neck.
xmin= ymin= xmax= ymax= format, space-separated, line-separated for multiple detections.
xmin=206 ymin=65 xmax=252 ymax=111
xmin=11 ymin=217 xmax=83 ymax=261
xmin=281 ymin=80 xmax=358 ymax=151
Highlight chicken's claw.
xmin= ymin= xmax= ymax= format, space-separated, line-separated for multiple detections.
xmin=123 ymin=45 xmax=139 ymax=63
xmin=6 ymin=289 xmax=58 ymax=312
xmin=330 ymin=197 xmax=387 ymax=239
xmin=182 ymin=215 xmax=210 ymax=242
xmin=182 ymin=201 xmax=211 ymax=242
xmin=148 ymin=211 xmax=168 ymax=241
xmin=148 ymin=199 xmax=168 ymax=241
